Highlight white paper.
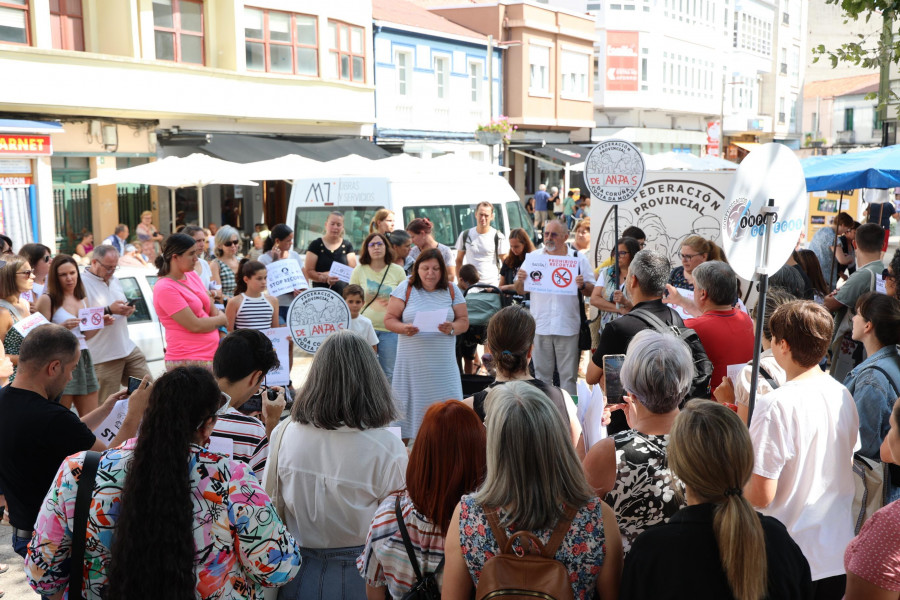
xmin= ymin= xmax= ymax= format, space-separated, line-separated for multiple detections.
xmin=727 ymin=363 xmax=745 ymax=387
xmin=387 ymin=427 xmax=403 ymax=440
xmin=78 ymin=306 xmax=105 ymax=331
xmin=521 ymin=252 xmax=580 ymax=296
xmin=576 ymin=380 xmax=592 ymax=424
xmin=12 ymin=311 xmax=49 ymax=338
xmin=582 ymin=387 xmax=608 ymax=450
xmin=591 ymin=384 xmax=607 ymax=442
xmin=412 ymin=309 xmax=448 ymax=333
xmin=878 ymin=276 xmax=887 ymax=294
xmin=93 ymin=399 xmax=129 ymax=445
xmin=208 ymin=436 xmax=234 ymax=457
xmin=328 ymin=261 xmax=354 ymax=284
xmin=262 ymin=327 xmax=291 ymax=386
xmin=267 ymin=259 xmax=306 ymax=297
xmin=666 ymin=287 xmax=695 ymax=321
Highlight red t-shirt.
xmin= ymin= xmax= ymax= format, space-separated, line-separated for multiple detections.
xmin=686 ymin=309 xmax=755 ymax=395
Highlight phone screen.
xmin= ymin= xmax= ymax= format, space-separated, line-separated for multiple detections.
xmin=603 ymin=354 xmax=626 ymax=404
xmin=127 ymin=376 xmax=142 ymax=395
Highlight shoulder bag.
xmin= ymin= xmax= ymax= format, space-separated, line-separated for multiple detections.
xmin=70 ymin=451 xmax=101 ymax=600
xmin=395 ymin=496 xmax=443 ymax=600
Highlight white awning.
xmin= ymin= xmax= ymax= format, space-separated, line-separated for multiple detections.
xmin=591 ymin=127 xmax=708 ymax=146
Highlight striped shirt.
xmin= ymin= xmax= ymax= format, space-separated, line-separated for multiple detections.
xmin=233 ymin=294 xmax=274 ymax=330
xmin=211 ymin=408 xmax=269 ymax=477
xmin=358 ymin=492 xmax=445 ymax=598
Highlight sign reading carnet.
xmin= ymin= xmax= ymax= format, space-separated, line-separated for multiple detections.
xmin=0 ymin=135 xmax=52 ymax=156
xmin=286 ymin=288 xmax=351 ymax=354
xmin=721 ymin=143 xmax=808 ymax=281
xmin=583 ymin=139 xmax=646 ymax=204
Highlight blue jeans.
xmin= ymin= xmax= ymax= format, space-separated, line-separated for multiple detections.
xmin=278 ymin=546 xmax=365 ymax=600
xmin=375 ymin=330 xmax=398 ymax=384
xmin=12 ymin=531 xmax=29 ymax=558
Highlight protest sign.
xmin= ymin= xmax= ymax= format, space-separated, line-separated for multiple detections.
xmin=583 ymin=139 xmax=646 ymax=204
xmin=93 ymin=399 xmax=129 ymax=445
xmin=286 ymin=288 xmax=351 ymax=354
xmin=262 ymin=327 xmax=291 ymax=385
xmin=328 ymin=262 xmax=354 ymax=284
xmin=208 ymin=436 xmax=234 ymax=457
xmin=78 ymin=306 xmax=105 ymax=331
xmin=13 ymin=311 xmax=49 ymax=338
xmin=267 ymin=260 xmax=306 ymax=297
xmin=521 ymin=253 xmax=579 ymax=296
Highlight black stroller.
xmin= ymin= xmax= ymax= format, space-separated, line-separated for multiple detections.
xmin=458 ymin=283 xmax=513 ymax=394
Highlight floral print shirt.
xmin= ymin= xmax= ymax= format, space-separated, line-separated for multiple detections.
xmin=26 ymin=439 xmax=301 ymax=600
xmin=603 ymin=431 xmax=686 ymax=554
xmin=667 ymin=266 xmax=693 ymax=291
xmin=457 ymin=494 xmax=608 ymax=600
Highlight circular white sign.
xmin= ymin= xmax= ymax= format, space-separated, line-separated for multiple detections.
xmin=583 ymin=139 xmax=647 ymax=204
xmin=721 ymin=143 xmax=808 ymax=281
xmin=286 ymin=288 xmax=351 ymax=354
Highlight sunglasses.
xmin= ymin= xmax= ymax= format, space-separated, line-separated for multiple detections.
xmin=223 ymin=240 xmax=240 ymax=247
xmin=17 ymin=270 xmax=34 ymax=277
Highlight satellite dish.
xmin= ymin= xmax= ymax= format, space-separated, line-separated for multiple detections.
xmin=721 ymin=143 xmax=808 ymax=281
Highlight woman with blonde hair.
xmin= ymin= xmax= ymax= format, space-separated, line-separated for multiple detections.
xmin=668 ymin=235 xmax=726 ymax=291
xmin=620 ymin=400 xmax=812 ymax=599
xmin=369 ymin=209 xmax=395 ymax=235
xmin=443 ymin=381 xmax=623 ymax=600
xmin=135 ymin=210 xmax=164 ymax=262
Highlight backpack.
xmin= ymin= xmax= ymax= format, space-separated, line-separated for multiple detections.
xmin=465 ymin=227 xmax=501 ymax=269
xmin=395 ymin=496 xmax=443 ymax=600
xmin=630 ymin=308 xmax=714 ymax=401
xmin=475 ymin=506 xmax=577 ymax=600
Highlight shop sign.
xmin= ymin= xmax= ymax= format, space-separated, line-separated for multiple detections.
xmin=0 ymin=176 xmax=31 ymax=186
xmin=0 ymin=135 xmax=52 ymax=156
xmin=605 ymin=31 xmax=639 ymax=92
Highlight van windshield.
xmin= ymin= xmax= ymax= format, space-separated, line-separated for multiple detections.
xmin=403 ymin=204 xmax=504 ymax=248
xmin=293 ymin=207 xmax=380 ymax=253
xmin=505 ymin=200 xmax=536 ymax=241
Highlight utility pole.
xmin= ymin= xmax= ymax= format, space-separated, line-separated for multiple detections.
xmin=880 ymin=13 xmax=893 ymax=147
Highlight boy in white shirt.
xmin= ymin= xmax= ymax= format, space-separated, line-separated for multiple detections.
xmin=343 ymin=284 xmax=378 ymax=352
xmin=745 ymin=300 xmax=859 ymax=599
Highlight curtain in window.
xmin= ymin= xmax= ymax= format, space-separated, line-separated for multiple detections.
xmin=0 ymin=186 xmax=33 ymax=246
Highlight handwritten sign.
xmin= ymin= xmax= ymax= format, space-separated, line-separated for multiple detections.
xmin=328 ymin=262 xmax=354 ymax=284
xmin=267 ymin=259 xmax=307 ymax=297
xmin=286 ymin=288 xmax=351 ymax=354
xmin=78 ymin=307 xmax=105 ymax=331
xmin=12 ymin=311 xmax=49 ymax=338
xmin=262 ymin=327 xmax=291 ymax=385
xmin=412 ymin=309 xmax=449 ymax=333
xmin=521 ymin=253 xmax=580 ymax=296
xmin=93 ymin=399 xmax=129 ymax=445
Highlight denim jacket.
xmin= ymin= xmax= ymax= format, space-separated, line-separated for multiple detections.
xmin=843 ymin=345 xmax=900 ymax=459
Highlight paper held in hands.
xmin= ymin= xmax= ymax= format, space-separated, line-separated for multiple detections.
xmin=727 ymin=363 xmax=745 ymax=387
xmin=12 ymin=311 xmax=49 ymax=338
xmin=328 ymin=262 xmax=354 ymax=284
xmin=267 ymin=260 xmax=306 ymax=296
xmin=262 ymin=327 xmax=291 ymax=386
xmin=520 ymin=252 xmax=580 ymax=296
xmin=78 ymin=307 xmax=105 ymax=332
xmin=93 ymin=399 xmax=129 ymax=445
xmin=412 ymin=309 xmax=449 ymax=333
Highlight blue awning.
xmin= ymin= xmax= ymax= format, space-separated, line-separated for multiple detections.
xmin=802 ymin=145 xmax=900 ymax=192
xmin=0 ymin=119 xmax=64 ymax=135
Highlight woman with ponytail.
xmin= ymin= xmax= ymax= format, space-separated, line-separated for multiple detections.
xmin=668 ymin=234 xmax=727 ymax=291
xmin=259 ymin=224 xmax=308 ymax=323
xmin=25 ymin=367 xmax=301 ymax=600
xmin=620 ymin=400 xmax=812 ymax=599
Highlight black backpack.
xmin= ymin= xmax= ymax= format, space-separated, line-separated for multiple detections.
xmin=630 ymin=308 xmax=714 ymax=401
xmin=396 ymin=496 xmax=443 ymax=600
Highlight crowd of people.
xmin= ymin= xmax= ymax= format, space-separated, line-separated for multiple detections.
xmin=1 ymin=201 xmax=900 ymax=600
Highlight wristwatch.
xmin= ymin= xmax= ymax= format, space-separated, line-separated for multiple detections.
xmin=449 ymin=326 xmax=455 ymax=336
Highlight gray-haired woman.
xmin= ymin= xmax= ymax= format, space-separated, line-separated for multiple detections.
xmin=443 ymin=381 xmax=623 ymax=600
xmin=210 ymin=225 xmax=242 ymax=300
xmin=582 ymin=329 xmax=691 ymax=554
xmin=264 ymin=330 xmax=408 ymax=600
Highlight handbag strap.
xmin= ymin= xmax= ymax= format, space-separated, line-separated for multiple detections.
xmin=264 ymin=420 xmax=289 ymax=520
xmin=483 ymin=504 xmax=576 ymax=559
xmin=71 ymin=451 xmax=101 ymax=600
xmin=395 ymin=495 xmax=424 ymax=582
xmin=362 ymin=265 xmax=390 ymax=315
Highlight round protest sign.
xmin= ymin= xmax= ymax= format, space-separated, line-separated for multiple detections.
xmin=721 ymin=143 xmax=808 ymax=281
xmin=286 ymin=288 xmax=351 ymax=354
xmin=583 ymin=139 xmax=646 ymax=204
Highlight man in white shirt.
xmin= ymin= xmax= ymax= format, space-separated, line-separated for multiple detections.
xmin=745 ymin=300 xmax=859 ymax=598
xmin=514 ymin=219 xmax=595 ymax=394
xmin=81 ymin=245 xmax=150 ymax=402
xmin=455 ymin=202 xmax=509 ymax=287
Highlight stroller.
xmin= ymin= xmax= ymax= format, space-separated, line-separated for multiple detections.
xmin=458 ymin=283 xmax=512 ymax=390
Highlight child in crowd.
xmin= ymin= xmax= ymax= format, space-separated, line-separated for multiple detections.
xmin=745 ymin=300 xmax=859 ymax=599
xmin=344 ymin=284 xmax=378 ymax=352
xmin=457 ymin=265 xmax=481 ymax=374
xmin=457 ymin=264 xmax=479 ymax=292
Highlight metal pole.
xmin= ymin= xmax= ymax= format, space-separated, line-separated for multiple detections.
xmin=612 ymin=204 xmax=620 ymax=290
xmin=747 ymin=198 xmax=778 ymax=427
xmin=829 ymin=191 xmax=843 ymax=289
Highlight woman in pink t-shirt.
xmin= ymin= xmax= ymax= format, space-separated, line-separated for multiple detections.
xmin=153 ymin=233 xmax=226 ymax=371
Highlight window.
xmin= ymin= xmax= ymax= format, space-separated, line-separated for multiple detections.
xmin=778 ymin=96 xmax=785 ymax=123
xmin=395 ymin=49 xmax=411 ymax=96
xmin=529 ymin=44 xmax=550 ymax=94
xmin=469 ymin=60 xmax=483 ymax=103
xmin=327 ymin=20 xmax=365 ymax=82
xmin=434 ymin=55 xmax=449 ymax=99
xmin=874 ymin=106 xmax=883 ymax=132
xmin=50 ymin=0 xmax=84 ymax=51
xmin=153 ymin=0 xmax=204 ymax=64
xmin=0 ymin=0 xmax=29 ymax=45
xmin=245 ymin=8 xmax=317 ymax=75
xmin=845 ymin=108 xmax=854 ymax=131
xmin=560 ymin=50 xmax=589 ymax=98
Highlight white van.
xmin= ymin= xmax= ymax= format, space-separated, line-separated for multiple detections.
xmin=285 ymin=174 xmax=535 ymax=252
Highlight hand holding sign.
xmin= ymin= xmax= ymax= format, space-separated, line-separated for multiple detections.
xmin=79 ymin=307 xmax=105 ymax=331
xmin=328 ymin=262 xmax=354 ymax=284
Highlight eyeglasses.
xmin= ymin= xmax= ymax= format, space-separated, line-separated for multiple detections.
xmin=98 ymin=263 xmax=119 ymax=272
xmin=616 ymin=251 xmax=631 ymax=257
xmin=223 ymin=240 xmax=240 ymax=247
xmin=680 ymin=252 xmax=702 ymax=260
xmin=368 ymin=241 xmax=385 ymax=248
xmin=544 ymin=231 xmax=561 ymax=238
xmin=17 ymin=270 xmax=34 ymax=277
xmin=884 ymin=269 xmax=895 ymax=281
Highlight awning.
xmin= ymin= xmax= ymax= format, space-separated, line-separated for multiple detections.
xmin=733 ymin=141 xmax=762 ymax=152
xmin=158 ymin=133 xmax=390 ymax=163
xmin=528 ymin=143 xmax=591 ymax=164
xmin=592 ymin=127 xmax=708 ymax=146
xmin=0 ymin=119 xmax=64 ymax=135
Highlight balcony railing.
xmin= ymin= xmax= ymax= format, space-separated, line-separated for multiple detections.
xmin=836 ymin=130 xmax=856 ymax=144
